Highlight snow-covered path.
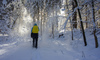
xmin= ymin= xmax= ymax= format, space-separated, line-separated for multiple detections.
xmin=0 ymin=38 xmax=80 ymax=60
xmin=0 ymin=35 xmax=100 ymax=60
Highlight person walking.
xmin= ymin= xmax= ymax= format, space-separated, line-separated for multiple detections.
xmin=31 ymin=23 xmax=39 ymax=48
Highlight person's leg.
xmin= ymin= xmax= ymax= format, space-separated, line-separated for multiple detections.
xmin=35 ymin=37 xmax=38 ymax=48
xmin=33 ymin=38 xmax=34 ymax=47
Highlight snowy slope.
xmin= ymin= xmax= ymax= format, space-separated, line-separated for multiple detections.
xmin=0 ymin=31 xmax=100 ymax=60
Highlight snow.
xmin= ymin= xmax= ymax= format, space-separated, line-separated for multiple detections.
xmin=97 ymin=0 xmax=100 ymax=2
xmin=0 ymin=31 xmax=100 ymax=60
xmin=2 ymin=0 xmax=7 ymax=5
xmin=0 ymin=0 xmax=100 ymax=60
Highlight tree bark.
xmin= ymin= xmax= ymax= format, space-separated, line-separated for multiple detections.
xmin=85 ymin=5 xmax=88 ymax=28
xmin=91 ymin=0 xmax=98 ymax=48
xmin=66 ymin=0 xmax=73 ymax=40
xmin=74 ymin=0 xmax=87 ymax=46
xmin=72 ymin=0 xmax=77 ymax=28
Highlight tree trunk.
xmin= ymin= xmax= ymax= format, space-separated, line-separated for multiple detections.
xmin=56 ymin=4 xmax=58 ymax=31
xmin=91 ymin=0 xmax=98 ymax=48
xmin=74 ymin=0 xmax=87 ymax=46
xmin=52 ymin=23 xmax=54 ymax=39
xmin=66 ymin=0 xmax=73 ymax=40
xmin=41 ymin=7 xmax=42 ymax=36
xmin=72 ymin=0 xmax=77 ymax=28
xmin=85 ymin=5 xmax=88 ymax=28
xmin=52 ymin=7 xmax=55 ymax=39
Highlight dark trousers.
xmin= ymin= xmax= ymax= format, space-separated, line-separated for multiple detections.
xmin=33 ymin=37 xmax=38 ymax=48
xmin=31 ymin=33 xmax=38 ymax=48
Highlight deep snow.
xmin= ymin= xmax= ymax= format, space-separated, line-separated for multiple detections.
xmin=0 ymin=31 xmax=100 ymax=60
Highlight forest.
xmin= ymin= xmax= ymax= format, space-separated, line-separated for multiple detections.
xmin=0 ymin=0 xmax=100 ymax=60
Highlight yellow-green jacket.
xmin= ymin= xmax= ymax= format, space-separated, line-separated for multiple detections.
xmin=31 ymin=24 xmax=39 ymax=33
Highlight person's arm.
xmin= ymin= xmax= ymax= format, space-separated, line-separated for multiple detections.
xmin=38 ymin=27 xmax=39 ymax=31
xmin=31 ymin=27 xmax=33 ymax=33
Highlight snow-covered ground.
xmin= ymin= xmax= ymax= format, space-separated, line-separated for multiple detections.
xmin=0 ymin=31 xmax=100 ymax=60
